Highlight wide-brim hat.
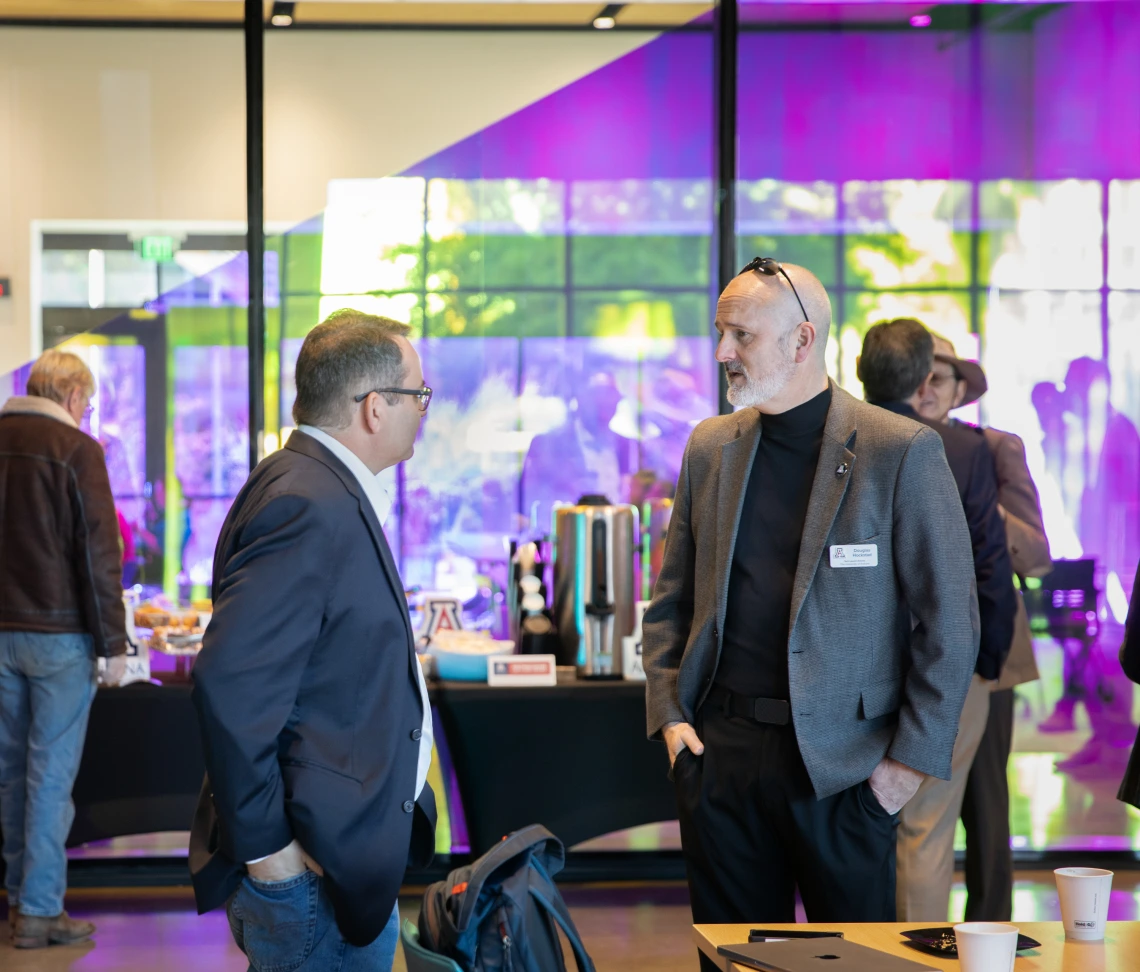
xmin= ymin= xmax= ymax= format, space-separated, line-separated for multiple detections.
xmin=931 ymin=334 xmax=988 ymax=406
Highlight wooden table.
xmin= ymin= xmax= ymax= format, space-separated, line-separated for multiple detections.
xmin=694 ymin=922 xmax=1140 ymax=971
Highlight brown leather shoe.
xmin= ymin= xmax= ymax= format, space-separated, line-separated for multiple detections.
xmin=12 ymin=911 xmax=96 ymax=949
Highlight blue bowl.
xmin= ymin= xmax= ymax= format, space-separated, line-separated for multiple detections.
xmin=432 ymin=649 xmax=504 ymax=682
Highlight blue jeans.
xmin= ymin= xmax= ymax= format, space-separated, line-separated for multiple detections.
xmin=0 ymin=631 xmax=96 ymax=918
xmin=227 ymin=870 xmax=400 ymax=972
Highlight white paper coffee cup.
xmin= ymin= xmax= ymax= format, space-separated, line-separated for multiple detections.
xmin=1055 ymin=867 xmax=1113 ymax=941
xmin=954 ymin=922 xmax=1018 ymax=972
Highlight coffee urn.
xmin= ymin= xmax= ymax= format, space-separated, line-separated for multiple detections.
xmin=553 ymin=495 xmax=639 ymax=678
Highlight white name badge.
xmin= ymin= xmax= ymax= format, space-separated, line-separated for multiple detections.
xmin=830 ymin=544 xmax=879 ymax=568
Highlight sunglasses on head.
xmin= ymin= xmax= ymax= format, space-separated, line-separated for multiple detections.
xmin=739 ymin=257 xmax=810 ymax=325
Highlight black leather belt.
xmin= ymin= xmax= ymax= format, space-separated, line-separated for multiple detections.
xmin=706 ymin=685 xmax=791 ymax=726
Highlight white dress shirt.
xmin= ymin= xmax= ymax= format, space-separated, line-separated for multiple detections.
xmin=298 ymin=425 xmax=433 ymax=800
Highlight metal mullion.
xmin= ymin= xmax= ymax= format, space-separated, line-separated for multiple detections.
xmin=421 ymin=179 xmax=431 ymax=337
xmin=565 ymin=182 xmax=574 ymax=338
xmin=835 ymin=182 xmax=846 ymax=380
xmin=1101 ymin=178 xmax=1111 ymax=361
xmin=843 ymin=286 xmax=975 ymax=295
xmin=244 ymin=0 xmax=265 ymax=472
xmin=713 ymin=0 xmax=738 ymax=415
xmin=418 ymin=285 xmax=708 ymax=295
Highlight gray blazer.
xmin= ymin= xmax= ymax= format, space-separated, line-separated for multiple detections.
xmin=643 ymin=382 xmax=980 ymax=798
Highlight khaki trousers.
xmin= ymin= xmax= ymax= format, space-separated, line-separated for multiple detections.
xmin=896 ymin=674 xmax=992 ymax=921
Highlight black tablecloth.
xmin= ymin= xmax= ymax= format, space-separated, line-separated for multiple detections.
xmin=431 ymin=679 xmax=676 ymax=855
xmin=1 ymin=679 xmax=676 ymax=861
xmin=69 ymin=682 xmax=205 ymax=846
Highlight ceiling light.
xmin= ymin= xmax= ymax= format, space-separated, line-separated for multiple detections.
xmin=592 ymin=4 xmax=624 ymax=29
xmin=271 ymin=1 xmax=295 ymax=27
xmin=909 ymin=13 xmax=932 ymax=28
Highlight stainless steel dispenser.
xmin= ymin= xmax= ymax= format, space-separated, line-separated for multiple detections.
xmin=553 ymin=495 xmax=639 ymax=677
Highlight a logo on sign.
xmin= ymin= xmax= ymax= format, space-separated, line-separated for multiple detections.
xmin=425 ymin=598 xmax=463 ymax=637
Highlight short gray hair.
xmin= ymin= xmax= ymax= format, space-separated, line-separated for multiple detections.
xmin=858 ymin=318 xmax=934 ymax=403
xmin=292 ymin=309 xmax=411 ymax=430
xmin=27 ymin=349 xmax=95 ymax=406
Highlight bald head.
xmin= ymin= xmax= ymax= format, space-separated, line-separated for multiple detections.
xmin=721 ymin=263 xmax=832 ymax=357
xmin=714 ymin=262 xmax=833 ymax=413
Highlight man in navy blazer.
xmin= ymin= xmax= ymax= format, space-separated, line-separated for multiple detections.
xmin=189 ymin=309 xmax=436 ymax=970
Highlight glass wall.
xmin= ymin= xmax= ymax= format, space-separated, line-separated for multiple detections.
xmin=2 ymin=15 xmax=718 ymax=687
xmin=0 ymin=24 xmax=247 ymax=621
xmin=268 ymin=27 xmax=717 ymax=618
xmin=736 ymin=0 xmax=1140 ymax=870
xmin=11 ymin=243 xmax=257 ymax=608
xmin=5 ymin=3 xmax=1139 ymax=867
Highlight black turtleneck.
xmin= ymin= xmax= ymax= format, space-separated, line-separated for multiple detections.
xmin=715 ymin=386 xmax=832 ymax=700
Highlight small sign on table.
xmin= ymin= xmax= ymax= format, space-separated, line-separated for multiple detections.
xmin=487 ymin=654 xmax=558 ymax=687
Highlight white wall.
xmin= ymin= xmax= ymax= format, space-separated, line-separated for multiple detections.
xmin=0 ymin=26 xmax=656 ymax=375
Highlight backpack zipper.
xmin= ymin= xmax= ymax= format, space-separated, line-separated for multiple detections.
xmin=500 ymin=920 xmax=513 ymax=971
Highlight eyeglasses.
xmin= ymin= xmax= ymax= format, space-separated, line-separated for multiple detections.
xmin=929 ymin=365 xmax=962 ymax=388
xmin=739 ymin=257 xmax=810 ymax=324
xmin=354 ymin=384 xmax=433 ymax=412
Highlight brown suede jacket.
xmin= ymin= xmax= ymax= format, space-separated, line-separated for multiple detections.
xmin=0 ymin=395 xmax=126 ymax=656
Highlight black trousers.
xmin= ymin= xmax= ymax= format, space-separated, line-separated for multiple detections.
xmin=961 ymin=687 xmax=1015 ymax=922
xmin=673 ymin=703 xmax=898 ymax=971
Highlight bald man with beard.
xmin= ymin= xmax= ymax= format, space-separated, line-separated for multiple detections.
xmin=642 ymin=261 xmax=979 ymax=963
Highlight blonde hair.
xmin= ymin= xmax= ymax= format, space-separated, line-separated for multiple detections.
xmin=26 ymin=349 xmax=95 ymax=406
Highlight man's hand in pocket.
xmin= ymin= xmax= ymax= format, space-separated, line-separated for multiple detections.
xmin=663 ymin=722 xmax=705 ymax=768
xmin=868 ymin=757 xmax=923 ymax=815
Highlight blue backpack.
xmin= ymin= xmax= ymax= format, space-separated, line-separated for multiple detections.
xmin=417 ymin=825 xmax=596 ymax=972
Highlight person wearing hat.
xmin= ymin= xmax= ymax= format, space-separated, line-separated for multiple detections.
xmin=858 ymin=319 xmax=1017 ymax=924
xmin=917 ymin=332 xmax=1053 ymax=921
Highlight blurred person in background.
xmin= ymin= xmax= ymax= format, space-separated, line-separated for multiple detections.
xmin=859 ymin=319 xmax=1017 ymax=923
xmin=0 ymin=350 xmax=128 ymax=949
xmin=1064 ymin=358 xmax=1140 ymax=600
xmin=1035 ymin=359 xmax=1140 ymax=767
xmin=116 ymin=507 xmax=137 ymax=586
xmin=917 ymin=332 xmax=1052 ymax=921
xmin=522 ymin=371 xmax=636 ymax=529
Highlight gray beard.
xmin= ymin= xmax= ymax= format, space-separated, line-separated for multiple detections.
xmin=725 ymin=356 xmax=796 ymax=408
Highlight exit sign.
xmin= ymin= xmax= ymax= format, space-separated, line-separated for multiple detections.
xmin=136 ymin=236 xmax=176 ymax=263
xmin=0 ymin=277 xmax=9 ymax=297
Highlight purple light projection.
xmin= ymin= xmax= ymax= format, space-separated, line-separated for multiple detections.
xmin=400 ymin=5 xmax=1140 ymax=600
xmin=391 ymin=5 xmax=1140 ymax=854
xmin=145 ymin=250 xmax=279 ymax=314
xmin=409 ymin=4 xmax=1140 ymax=184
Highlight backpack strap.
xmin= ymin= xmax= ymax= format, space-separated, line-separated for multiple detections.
xmin=451 ymin=825 xmax=564 ymax=932
xmin=528 ymin=885 xmax=596 ymax=972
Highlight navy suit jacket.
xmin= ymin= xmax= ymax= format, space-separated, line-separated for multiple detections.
xmin=188 ymin=431 xmax=435 ymax=946
xmin=875 ymin=402 xmax=1017 ymax=680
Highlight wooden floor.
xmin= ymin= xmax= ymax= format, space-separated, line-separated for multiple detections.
xmin=5 ymin=874 xmax=1140 ymax=971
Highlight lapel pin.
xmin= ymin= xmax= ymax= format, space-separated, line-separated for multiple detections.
xmin=836 ymin=462 xmax=848 ymax=476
